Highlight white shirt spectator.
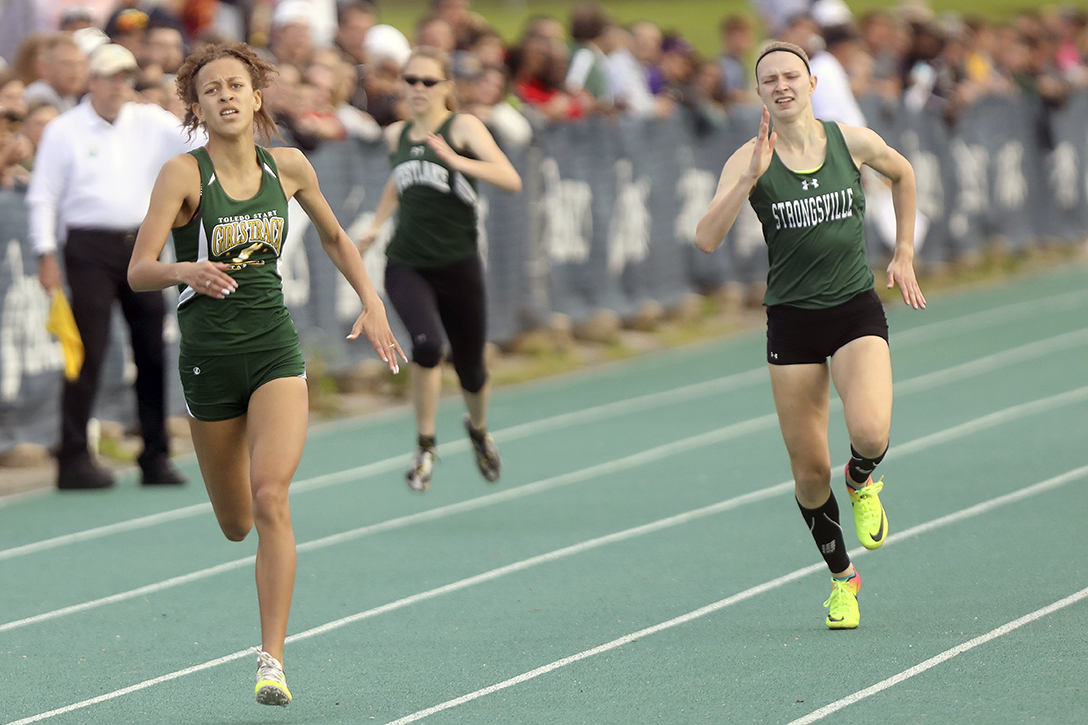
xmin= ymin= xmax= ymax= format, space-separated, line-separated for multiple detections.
xmin=566 ymin=43 xmax=613 ymax=103
xmin=606 ymin=46 xmax=657 ymax=116
xmin=752 ymin=0 xmax=813 ymax=37
xmin=485 ymin=101 xmax=532 ymax=148
xmin=26 ymin=98 xmax=196 ymax=255
xmin=809 ymin=50 xmax=866 ymax=127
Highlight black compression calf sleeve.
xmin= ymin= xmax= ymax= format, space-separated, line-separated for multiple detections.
xmin=847 ymin=444 xmax=888 ymax=486
xmin=798 ymin=492 xmax=851 ymax=573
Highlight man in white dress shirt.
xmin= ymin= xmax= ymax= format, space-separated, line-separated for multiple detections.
xmin=27 ymin=44 xmax=192 ymax=489
xmin=808 ymin=23 xmax=867 ymax=127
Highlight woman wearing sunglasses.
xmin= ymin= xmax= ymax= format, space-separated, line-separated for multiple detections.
xmin=359 ymin=46 xmax=522 ymax=492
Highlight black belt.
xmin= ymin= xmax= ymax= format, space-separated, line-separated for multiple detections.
xmin=67 ymin=227 xmax=140 ymax=241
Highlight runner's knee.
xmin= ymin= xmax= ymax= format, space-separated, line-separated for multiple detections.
xmin=412 ymin=338 xmax=444 ymax=369
xmin=455 ymin=362 xmax=487 ymax=394
xmin=251 ymin=480 xmax=292 ymax=528
xmin=218 ymin=517 xmax=252 ymax=542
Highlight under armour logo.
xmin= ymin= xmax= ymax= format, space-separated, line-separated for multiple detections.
xmin=802 ymin=178 xmax=819 ymax=190
xmin=411 ymin=146 xmax=425 ymax=157
xmin=769 ymin=352 xmax=779 ymax=360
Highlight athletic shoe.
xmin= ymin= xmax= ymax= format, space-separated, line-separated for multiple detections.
xmin=847 ymin=466 xmax=888 ymax=550
xmin=254 ymin=649 xmax=291 ymax=706
xmin=406 ymin=446 xmax=436 ymax=492
xmin=823 ymin=570 xmax=861 ymax=629
xmin=464 ymin=415 xmax=501 ymax=482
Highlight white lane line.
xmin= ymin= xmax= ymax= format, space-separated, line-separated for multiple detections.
xmin=890 ymin=287 xmax=1088 ymax=345
xmin=7 ymin=461 xmax=1086 ymax=725
xmin=0 ymin=415 xmax=775 ymax=634
xmin=4 ymin=321 xmax=1085 ymax=563
xmin=1 ymin=484 xmax=797 ymax=725
xmin=2 ymin=649 xmax=252 ymax=725
xmin=0 ymin=488 xmax=50 ymax=509
xmin=895 ymin=327 xmax=1088 ymax=395
xmin=2 ymin=285 xmax=1076 ymax=516
xmin=4 ymin=382 xmax=1088 ymax=635
xmin=283 ymin=366 xmax=771 ymax=497
xmin=786 ymin=586 xmax=1088 ymax=725
xmin=378 ymin=464 xmax=1088 ymax=725
xmin=0 ymin=502 xmax=215 ymax=561
xmin=0 ymin=365 xmax=768 ymax=562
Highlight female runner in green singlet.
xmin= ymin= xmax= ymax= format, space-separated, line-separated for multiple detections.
xmin=695 ymin=41 xmax=926 ymax=631
xmin=358 ymin=46 xmax=522 ymax=493
xmin=128 ymin=43 xmax=406 ymax=706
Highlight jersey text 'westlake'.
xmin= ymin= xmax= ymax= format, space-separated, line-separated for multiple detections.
xmin=394 ymin=159 xmax=450 ymax=194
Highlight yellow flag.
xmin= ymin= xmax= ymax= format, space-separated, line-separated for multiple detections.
xmin=45 ymin=290 xmax=84 ymax=381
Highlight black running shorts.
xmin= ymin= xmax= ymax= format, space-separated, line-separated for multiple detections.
xmin=766 ymin=289 xmax=889 ymax=365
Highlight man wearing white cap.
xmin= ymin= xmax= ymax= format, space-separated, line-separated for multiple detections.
xmin=27 ymin=43 xmax=195 ymax=489
xmin=269 ymin=0 xmax=317 ymax=67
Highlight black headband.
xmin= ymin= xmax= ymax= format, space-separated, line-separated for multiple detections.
xmin=755 ymin=46 xmax=810 ymax=74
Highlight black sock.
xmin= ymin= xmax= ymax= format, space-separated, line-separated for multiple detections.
xmin=466 ymin=422 xmax=486 ymax=442
xmin=847 ymin=444 xmax=887 ymax=487
xmin=418 ymin=434 xmax=436 ymax=451
xmin=798 ymin=492 xmax=851 ymax=573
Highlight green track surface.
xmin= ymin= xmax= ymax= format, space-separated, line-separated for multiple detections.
xmin=3 ymin=263 xmax=1088 ymax=724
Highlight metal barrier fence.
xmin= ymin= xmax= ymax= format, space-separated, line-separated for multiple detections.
xmin=2 ymin=92 xmax=1086 ymax=453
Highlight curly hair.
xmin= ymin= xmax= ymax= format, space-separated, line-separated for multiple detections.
xmin=174 ymin=42 xmax=280 ymax=141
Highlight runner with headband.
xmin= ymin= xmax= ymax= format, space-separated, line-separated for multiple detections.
xmin=696 ymin=40 xmax=926 ymax=629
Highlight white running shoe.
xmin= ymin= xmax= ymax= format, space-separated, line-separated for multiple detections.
xmin=406 ymin=446 xmax=436 ymax=492
xmin=254 ymin=649 xmax=291 ymax=706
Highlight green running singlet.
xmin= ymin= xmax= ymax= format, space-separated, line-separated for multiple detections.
xmin=385 ymin=114 xmax=480 ymax=269
xmin=171 ymin=145 xmax=299 ymax=356
xmin=749 ymin=120 xmax=874 ymax=309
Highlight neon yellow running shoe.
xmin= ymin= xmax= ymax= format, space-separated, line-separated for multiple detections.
xmin=824 ymin=571 xmax=861 ymax=629
xmin=255 ymin=649 xmax=292 ymax=706
xmin=847 ymin=467 xmax=888 ymax=550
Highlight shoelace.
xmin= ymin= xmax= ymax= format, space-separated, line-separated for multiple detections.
xmin=852 ymin=477 xmax=884 ymax=516
xmin=254 ymin=648 xmax=285 ymax=683
xmin=413 ymin=448 xmax=436 ymax=472
xmin=823 ymin=579 xmax=855 ymax=615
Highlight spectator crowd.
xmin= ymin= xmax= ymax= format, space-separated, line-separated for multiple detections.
xmin=2 ymin=0 xmax=1088 ymax=188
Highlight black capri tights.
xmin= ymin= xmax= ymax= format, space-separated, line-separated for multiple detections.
xmin=384 ymin=256 xmax=489 ymax=394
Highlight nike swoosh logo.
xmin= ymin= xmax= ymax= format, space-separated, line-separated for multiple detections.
xmin=872 ymin=510 xmax=886 ymax=542
xmin=827 ymin=615 xmax=843 ymax=622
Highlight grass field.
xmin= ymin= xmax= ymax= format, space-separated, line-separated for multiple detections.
xmin=378 ymin=0 xmax=1088 ymax=59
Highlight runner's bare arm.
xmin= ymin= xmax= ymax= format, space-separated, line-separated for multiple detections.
xmin=274 ymin=146 xmax=407 ymax=368
xmin=841 ymin=124 xmax=926 ymax=310
xmin=128 ymin=154 xmax=237 ymax=299
xmin=695 ymin=106 xmax=775 ymax=252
